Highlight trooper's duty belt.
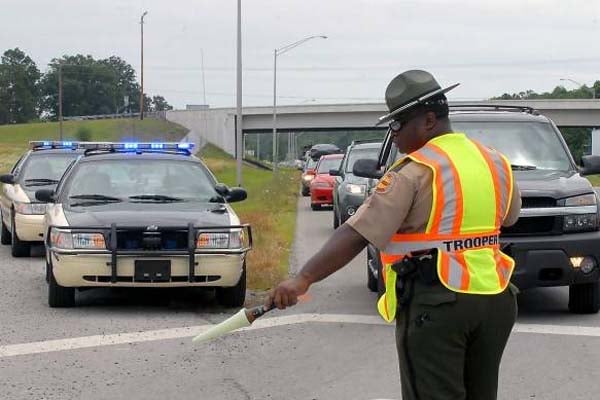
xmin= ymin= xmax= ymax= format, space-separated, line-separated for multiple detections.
xmin=391 ymin=250 xmax=439 ymax=286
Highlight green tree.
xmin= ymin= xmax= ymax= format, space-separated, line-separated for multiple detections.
xmin=0 ymin=48 xmax=41 ymax=124
xmin=151 ymin=95 xmax=173 ymax=111
xmin=39 ymin=54 xmax=167 ymax=119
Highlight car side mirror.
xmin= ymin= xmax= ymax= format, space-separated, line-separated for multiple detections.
xmin=214 ymin=183 xmax=230 ymax=196
xmin=353 ymin=159 xmax=384 ymax=179
xmin=329 ymin=169 xmax=340 ymax=176
xmin=580 ymin=155 xmax=600 ymax=175
xmin=0 ymin=174 xmax=15 ymax=184
xmin=35 ymin=189 xmax=56 ymax=203
xmin=226 ymin=187 xmax=247 ymax=203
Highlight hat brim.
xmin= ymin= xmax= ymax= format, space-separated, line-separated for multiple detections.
xmin=376 ymin=83 xmax=460 ymax=126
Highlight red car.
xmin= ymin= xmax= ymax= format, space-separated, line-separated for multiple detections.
xmin=310 ymin=154 xmax=344 ymax=210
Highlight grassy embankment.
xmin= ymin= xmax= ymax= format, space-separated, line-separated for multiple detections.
xmin=0 ymin=118 xmax=187 ymax=173
xmin=198 ymin=144 xmax=300 ymax=290
xmin=587 ymin=175 xmax=600 ymax=186
xmin=0 ymin=119 xmax=299 ymax=289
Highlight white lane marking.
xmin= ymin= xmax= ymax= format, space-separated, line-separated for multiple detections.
xmin=1 ymin=313 xmax=600 ymax=359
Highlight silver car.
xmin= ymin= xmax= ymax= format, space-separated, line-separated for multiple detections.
xmin=331 ymin=141 xmax=381 ymax=228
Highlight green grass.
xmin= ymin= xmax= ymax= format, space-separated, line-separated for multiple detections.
xmin=0 ymin=118 xmax=188 ymax=173
xmin=199 ymin=144 xmax=300 ymax=290
xmin=587 ymin=175 xmax=600 ymax=186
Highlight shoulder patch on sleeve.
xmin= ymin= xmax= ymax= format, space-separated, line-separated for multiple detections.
xmin=376 ymin=172 xmax=397 ymax=194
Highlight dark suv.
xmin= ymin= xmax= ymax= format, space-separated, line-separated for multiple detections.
xmin=357 ymin=106 xmax=600 ymax=313
xmin=331 ymin=140 xmax=381 ymax=228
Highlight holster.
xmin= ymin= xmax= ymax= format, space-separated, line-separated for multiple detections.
xmin=391 ymin=249 xmax=439 ymax=309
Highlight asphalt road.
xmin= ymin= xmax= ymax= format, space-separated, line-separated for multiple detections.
xmin=1 ymin=197 xmax=599 ymax=400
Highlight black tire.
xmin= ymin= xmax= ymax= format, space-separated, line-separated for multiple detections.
xmin=48 ymin=261 xmax=76 ymax=308
xmin=367 ymin=259 xmax=378 ymax=292
xmin=301 ymin=186 xmax=310 ymax=197
xmin=311 ymin=203 xmax=321 ymax=211
xmin=216 ymin=265 xmax=247 ymax=307
xmin=0 ymin=211 xmax=11 ymax=245
xmin=333 ymin=207 xmax=340 ymax=229
xmin=568 ymin=282 xmax=600 ymax=314
xmin=10 ymin=212 xmax=30 ymax=257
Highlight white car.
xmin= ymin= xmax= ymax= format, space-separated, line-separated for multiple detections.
xmin=0 ymin=141 xmax=82 ymax=257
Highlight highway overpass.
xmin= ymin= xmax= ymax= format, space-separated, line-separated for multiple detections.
xmin=167 ymin=99 xmax=600 ymax=156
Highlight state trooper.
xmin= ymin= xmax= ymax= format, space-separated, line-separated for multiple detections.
xmin=267 ymin=70 xmax=521 ymax=400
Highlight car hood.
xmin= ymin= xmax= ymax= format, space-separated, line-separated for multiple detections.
xmin=343 ymin=173 xmax=375 ymax=186
xmin=514 ymin=169 xmax=593 ymax=199
xmin=63 ymin=201 xmax=233 ymax=228
xmin=313 ymin=174 xmax=335 ymax=183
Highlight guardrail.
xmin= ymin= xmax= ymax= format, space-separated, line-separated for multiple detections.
xmin=63 ymin=111 xmax=166 ymax=121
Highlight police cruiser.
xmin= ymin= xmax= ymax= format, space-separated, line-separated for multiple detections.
xmin=1 ymin=141 xmax=83 ymax=257
xmin=35 ymin=142 xmax=251 ymax=308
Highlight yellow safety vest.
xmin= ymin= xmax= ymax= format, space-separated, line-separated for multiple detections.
xmin=377 ymin=133 xmax=515 ymax=322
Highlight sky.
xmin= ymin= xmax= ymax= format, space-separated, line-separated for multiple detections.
xmin=2 ymin=0 xmax=600 ymax=109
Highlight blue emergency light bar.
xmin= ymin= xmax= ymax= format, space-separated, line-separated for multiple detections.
xmin=30 ymin=141 xmax=79 ymax=150
xmin=78 ymin=142 xmax=195 ymax=152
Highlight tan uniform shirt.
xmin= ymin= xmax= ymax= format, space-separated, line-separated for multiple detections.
xmin=347 ymin=160 xmax=521 ymax=250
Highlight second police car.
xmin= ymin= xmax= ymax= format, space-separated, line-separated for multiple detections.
xmin=36 ymin=142 xmax=252 ymax=308
xmin=1 ymin=141 xmax=82 ymax=257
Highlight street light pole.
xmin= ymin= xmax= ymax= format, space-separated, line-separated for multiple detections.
xmin=140 ymin=11 xmax=148 ymax=120
xmin=560 ymin=78 xmax=595 ymax=99
xmin=235 ymin=0 xmax=243 ymax=186
xmin=272 ymin=35 xmax=327 ymax=173
xmin=58 ymin=62 xmax=63 ymax=140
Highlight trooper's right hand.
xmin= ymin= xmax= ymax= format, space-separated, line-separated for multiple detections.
xmin=266 ymin=275 xmax=311 ymax=310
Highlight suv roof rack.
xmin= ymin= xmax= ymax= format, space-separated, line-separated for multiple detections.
xmin=449 ymin=104 xmax=539 ymax=115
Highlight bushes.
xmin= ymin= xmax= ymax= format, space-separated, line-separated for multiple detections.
xmin=75 ymin=126 xmax=92 ymax=141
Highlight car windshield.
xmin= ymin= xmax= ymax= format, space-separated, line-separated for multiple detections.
xmin=305 ymin=158 xmax=317 ymax=170
xmin=64 ymin=159 xmax=218 ymax=202
xmin=317 ymin=158 xmax=342 ymax=174
xmin=452 ymin=121 xmax=572 ymax=171
xmin=21 ymin=153 xmax=78 ymax=183
xmin=346 ymin=147 xmax=380 ymax=172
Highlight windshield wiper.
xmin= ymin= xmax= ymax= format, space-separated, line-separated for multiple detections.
xmin=69 ymin=194 xmax=122 ymax=202
xmin=24 ymin=178 xmax=59 ymax=185
xmin=511 ymin=164 xmax=537 ymax=171
xmin=128 ymin=194 xmax=183 ymax=202
xmin=70 ymin=201 xmax=118 ymax=207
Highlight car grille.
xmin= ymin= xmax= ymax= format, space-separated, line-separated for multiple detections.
xmin=501 ymin=196 xmax=560 ymax=236
xmin=115 ymin=230 xmax=189 ymax=250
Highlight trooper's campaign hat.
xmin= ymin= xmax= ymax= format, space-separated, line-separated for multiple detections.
xmin=376 ymin=70 xmax=459 ymax=126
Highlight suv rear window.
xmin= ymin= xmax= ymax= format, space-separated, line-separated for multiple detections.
xmin=453 ymin=121 xmax=572 ymax=171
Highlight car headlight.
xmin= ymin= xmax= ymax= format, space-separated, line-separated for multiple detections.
xmin=302 ymin=174 xmax=315 ymax=182
xmin=50 ymin=228 xmax=106 ymax=250
xmin=15 ymin=202 xmax=47 ymax=215
xmin=565 ymin=194 xmax=597 ymax=206
xmin=196 ymin=230 xmax=243 ymax=249
xmin=345 ymin=183 xmax=366 ymax=194
xmin=563 ymin=194 xmax=598 ymax=232
xmin=564 ymin=214 xmax=597 ymax=232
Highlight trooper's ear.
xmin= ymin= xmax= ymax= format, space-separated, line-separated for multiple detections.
xmin=423 ymin=111 xmax=438 ymax=131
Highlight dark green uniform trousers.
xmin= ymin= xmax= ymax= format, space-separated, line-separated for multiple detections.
xmin=395 ymin=280 xmax=518 ymax=400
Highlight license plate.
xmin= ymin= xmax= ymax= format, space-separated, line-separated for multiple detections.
xmin=134 ymin=260 xmax=171 ymax=282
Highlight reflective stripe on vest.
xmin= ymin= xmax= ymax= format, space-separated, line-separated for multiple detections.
xmin=377 ymin=133 xmax=515 ymax=322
